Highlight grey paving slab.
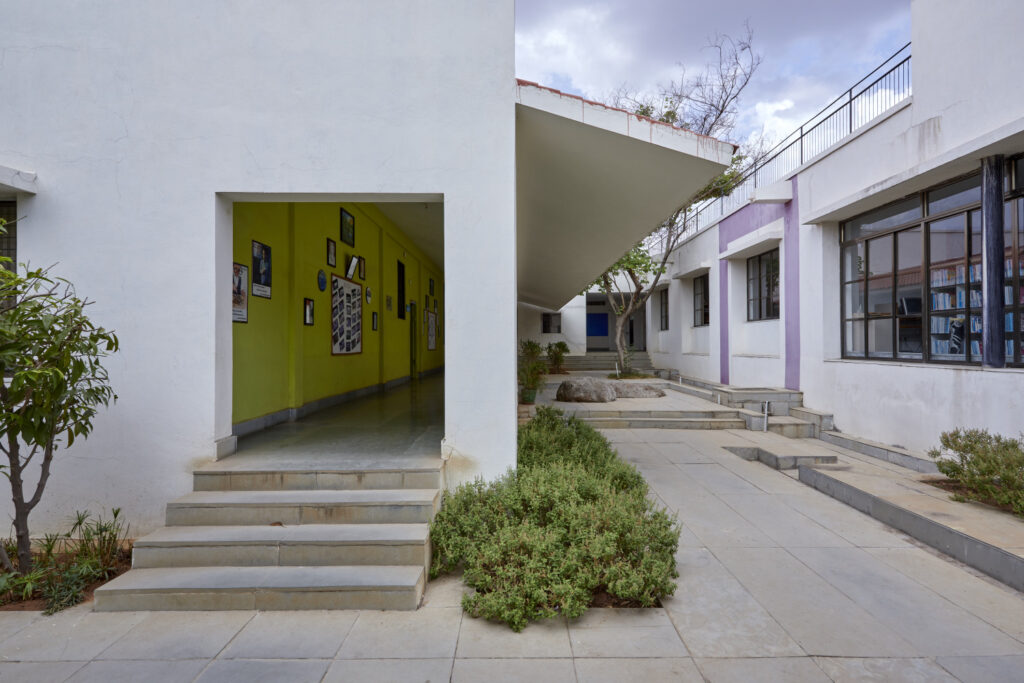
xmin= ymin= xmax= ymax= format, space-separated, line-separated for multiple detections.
xmin=574 ymin=657 xmax=704 ymax=683
xmin=695 ymin=656 xmax=831 ymax=682
xmin=718 ymin=493 xmax=852 ymax=548
xmin=66 ymin=659 xmax=208 ymax=683
xmin=456 ymin=615 xmax=570 ymax=658
xmin=567 ymin=607 xmax=671 ymax=629
xmin=195 ymin=659 xmax=330 ymax=683
xmin=0 ymin=607 xmax=148 ymax=662
xmin=789 ymin=546 xmax=1024 ymax=656
xmin=336 ymin=607 xmax=461 ymax=659
xmin=780 ymin=491 xmax=915 ymax=548
xmin=422 ymin=573 xmax=472 ymax=609
xmin=568 ymin=625 xmax=688 ymax=658
xmin=0 ymin=661 xmax=86 ymax=682
xmin=677 ymin=463 xmax=764 ymax=495
xmin=0 ymin=612 xmax=42 ymax=646
xmin=323 ymin=658 xmax=454 ymax=682
xmin=712 ymin=547 xmax=918 ymax=657
xmin=663 ymin=548 xmax=804 ymax=658
xmin=220 ymin=611 xmax=357 ymax=659
xmin=96 ymin=611 xmax=253 ymax=660
xmin=936 ymin=655 xmax=1024 ymax=682
xmin=662 ymin=489 xmax=777 ymax=549
xmin=813 ymin=657 xmax=959 ymax=682
xmin=451 ymin=658 xmax=576 ymax=683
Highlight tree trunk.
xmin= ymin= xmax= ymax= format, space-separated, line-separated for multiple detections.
xmin=12 ymin=504 xmax=32 ymax=573
xmin=614 ymin=312 xmax=628 ymax=373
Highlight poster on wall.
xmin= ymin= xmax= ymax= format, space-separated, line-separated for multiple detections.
xmin=232 ymin=263 xmax=248 ymax=323
xmin=331 ymin=274 xmax=362 ymax=355
xmin=427 ymin=310 xmax=437 ymax=350
xmin=251 ymin=240 xmax=272 ymax=298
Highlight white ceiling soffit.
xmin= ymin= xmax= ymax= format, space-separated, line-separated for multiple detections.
xmin=0 ymin=164 xmax=37 ymax=195
xmin=374 ymin=201 xmax=444 ymax=270
xmin=515 ymin=81 xmax=734 ymax=310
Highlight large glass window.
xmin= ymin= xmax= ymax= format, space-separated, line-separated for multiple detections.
xmin=693 ymin=274 xmax=710 ymax=327
xmin=747 ymin=249 xmax=779 ymax=321
xmin=0 ymin=201 xmax=15 ymax=271
xmin=658 ymin=288 xmax=669 ymax=331
xmin=542 ymin=313 xmax=561 ymax=334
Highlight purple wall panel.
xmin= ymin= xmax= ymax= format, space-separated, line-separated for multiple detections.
xmin=784 ymin=178 xmax=800 ymax=390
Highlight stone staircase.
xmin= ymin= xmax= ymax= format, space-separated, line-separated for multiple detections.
xmin=561 ymin=351 xmax=654 ymax=372
xmin=94 ymin=457 xmax=442 ymax=611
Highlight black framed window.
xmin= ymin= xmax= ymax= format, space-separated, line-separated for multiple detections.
xmin=658 ymin=288 xmax=669 ymax=330
xmin=542 ymin=313 xmax=561 ymax=334
xmin=693 ymin=274 xmax=710 ymax=327
xmin=747 ymin=249 xmax=779 ymax=321
xmin=0 ymin=201 xmax=15 ymax=271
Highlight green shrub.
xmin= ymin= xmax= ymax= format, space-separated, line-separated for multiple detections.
xmin=519 ymin=339 xmax=543 ymax=363
xmin=930 ymin=429 xmax=1024 ymax=517
xmin=546 ymin=341 xmax=570 ymax=373
xmin=430 ymin=407 xmax=679 ymax=631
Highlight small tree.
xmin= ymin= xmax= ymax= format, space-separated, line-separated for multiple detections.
xmin=590 ymin=27 xmax=762 ymax=371
xmin=0 ymin=220 xmax=119 ymax=574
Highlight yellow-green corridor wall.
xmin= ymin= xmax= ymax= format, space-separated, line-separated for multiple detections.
xmin=233 ymin=202 xmax=444 ymax=425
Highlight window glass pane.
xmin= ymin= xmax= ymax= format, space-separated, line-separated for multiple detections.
xmin=868 ymin=318 xmax=893 ymax=357
xmin=844 ymin=197 xmax=921 ymax=241
xmin=842 ymin=243 xmax=864 ymax=281
xmin=968 ymin=314 xmax=982 ymax=360
xmin=843 ymin=282 xmax=865 ymax=317
xmin=897 ymin=228 xmax=923 ymax=315
xmin=929 ymin=214 xmax=965 ymax=313
xmin=844 ymin=320 xmax=865 ymax=356
xmin=930 ymin=314 xmax=967 ymax=361
xmin=927 ymin=175 xmax=980 ymax=215
xmin=868 ymin=234 xmax=893 ymax=275
xmin=867 ymin=277 xmax=892 ymax=315
xmin=897 ymin=317 xmax=922 ymax=357
xmin=1017 ymin=158 xmax=1024 ymax=191
xmin=929 ymin=214 xmax=965 ymax=264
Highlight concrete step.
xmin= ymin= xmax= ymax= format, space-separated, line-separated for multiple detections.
xmin=819 ymin=431 xmax=938 ymax=473
xmin=166 ymin=489 xmax=440 ymax=526
xmin=194 ymin=467 xmax=441 ymax=492
xmin=569 ymin=409 xmax=741 ymax=420
xmin=739 ymin=413 xmax=816 ymax=438
xmin=789 ymin=406 xmax=834 ymax=437
xmin=582 ymin=417 xmax=747 ymax=430
xmin=724 ymin=445 xmax=838 ymax=470
xmin=94 ymin=565 xmax=425 ymax=611
xmin=132 ymin=524 xmax=430 ymax=571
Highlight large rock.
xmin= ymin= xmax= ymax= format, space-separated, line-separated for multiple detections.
xmin=611 ymin=382 xmax=666 ymax=398
xmin=555 ymin=377 xmax=617 ymax=403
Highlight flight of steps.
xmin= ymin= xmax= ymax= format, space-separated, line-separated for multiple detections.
xmin=560 ymin=351 xmax=655 ymax=372
xmin=94 ymin=460 xmax=442 ymax=611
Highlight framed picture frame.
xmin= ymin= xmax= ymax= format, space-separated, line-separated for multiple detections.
xmin=330 ymin=273 xmax=363 ymax=355
xmin=251 ymin=240 xmax=272 ymax=299
xmin=340 ymin=208 xmax=355 ymax=247
xmin=358 ymin=256 xmax=366 ymax=280
xmin=327 ymin=238 xmax=336 ymax=267
xmin=232 ymin=262 xmax=248 ymax=323
xmin=372 ymin=311 xmax=378 ymax=331
xmin=303 ymin=298 xmax=314 ymax=326
xmin=346 ymin=255 xmax=359 ymax=279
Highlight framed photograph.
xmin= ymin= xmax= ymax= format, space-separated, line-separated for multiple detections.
xmin=427 ymin=311 xmax=437 ymax=350
xmin=303 ymin=298 xmax=314 ymax=326
xmin=358 ymin=256 xmax=366 ymax=280
xmin=327 ymin=238 xmax=336 ymax=267
xmin=340 ymin=208 xmax=355 ymax=247
xmin=330 ymin=274 xmax=362 ymax=355
xmin=251 ymin=240 xmax=272 ymax=298
xmin=232 ymin=262 xmax=248 ymax=323
xmin=372 ymin=311 xmax=378 ymax=331
xmin=346 ymin=255 xmax=359 ymax=279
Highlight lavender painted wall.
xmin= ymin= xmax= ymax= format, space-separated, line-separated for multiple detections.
xmin=716 ymin=180 xmax=801 ymax=388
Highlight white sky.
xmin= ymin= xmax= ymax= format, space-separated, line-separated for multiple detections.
xmin=515 ymin=1 xmax=911 ymax=148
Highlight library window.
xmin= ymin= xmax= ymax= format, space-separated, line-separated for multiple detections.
xmin=841 ymin=168 xmax=1023 ymax=366
xmin=693 ymin=274 xmax=709 ymax=327
xmin=0 ymin=201 xmax=15 ymax=271
xmin=747 ymin=249 xmax=779 ymax=321
xmin=658 ymin=288 xmax=669 ymax=331
xmin=542 ymin=312 xmax=561 ymax=334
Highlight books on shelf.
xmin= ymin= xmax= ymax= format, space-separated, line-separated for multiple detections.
xmin=969 ymin=263 xmax=982 ymax=283
xmin=930 ymin=266 xmax=964 ymax=287
xmin=931 ymin=289 xmax=965 ymax=310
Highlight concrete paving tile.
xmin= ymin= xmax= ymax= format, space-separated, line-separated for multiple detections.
xmin=220 ymin=611 xmax=356 ymax=659
xmin=567 ymin=607 xmax=671 ymax=629
xmin=719 ymin=493 xmax=852 ymax=547
xmin=695 ymin=656 xmax=830 ymax=682
xmin=789 ymin=546 xmax=1024 ymax=656
xmin=663 ymin=548 xmax=804 ymax=658
xmin=666 ymin=491 xmax=777 ymax=549
xmin=568 ymin=625 xmax=688 ymax=658
xmin=677 ymin=464 xmax=764 ymax=495
xmin=574 ymin=657 xmax=703 ymax=682
xmin=712 ymin=547 xmax=917 ymax=657
xmin=813 ymin=657 xmax=959 ymax=682
xmin=866 ymin=546 xmax=1024 ymax=643
xmin=936 ymin=655 xmax=1024 ymax=682
xmin=650 ymin=442 xmax=715 ymax=463
xmin=422 ymin=573 xmax=472 ymax=608
xmin=457 ymin=615 xmax=569 ymax=658
xmin=195 ymin=658 xmax=329 ymax=682
xmin=336 ymin=607 xmax=461 ymax=659
xmin=451 ymin=658 xmax=575 ymax=682
xmin=66 ymin=659 xmax=207 ymax=683
xmin=714 ymin=456 xmax=812 ymax=495
xmin=0 ymin=607 xmax=148 ymax=662
xmin=97 ymin=611 xmax=254 ymax=660
xmin=780 ymin=492 xmax=914 ymax=548
xmin=324 ymin=658 xmax=454 ymax=682
xmin=0 ymin=612 xmax=42 ymax=646
xmin=0 ymin=660 xmax=86 ymax=682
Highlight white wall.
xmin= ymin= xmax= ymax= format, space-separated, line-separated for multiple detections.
xmin=1 ymin=0 xmax=516 ymax=533
xmin=517 ymin=296 xmax=587 ymax=355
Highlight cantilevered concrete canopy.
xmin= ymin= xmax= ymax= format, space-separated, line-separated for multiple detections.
xmin=515 ymin=80 xmax=734 ymax=310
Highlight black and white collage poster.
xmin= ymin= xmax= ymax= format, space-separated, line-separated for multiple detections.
xmin=331 ymin=274 xmax=362 ymax=355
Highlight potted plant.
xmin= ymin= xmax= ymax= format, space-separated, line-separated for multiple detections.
xmin=519 ymin=339 xmax=543 ymax=363
xmin=546 ymin=341 xmax=570 ymax=374
xmin=518 ymin=360 xmax=545 ymax=404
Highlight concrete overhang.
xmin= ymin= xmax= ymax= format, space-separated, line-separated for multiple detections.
xmin=749 ymin=180 xmax=792 ymax=204
xmin=515 ymin=80 xmax=735 ymax=309
xmin=673 ymin=261 xmax=712 ymax=279
xmin=720 ymin=218 xmax=784 ymax=261
xmin=0 ymin=164 xmax=37 ymax=195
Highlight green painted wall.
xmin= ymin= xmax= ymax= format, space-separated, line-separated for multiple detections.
xmin=233 ymin=202 xmax=444 ymax=425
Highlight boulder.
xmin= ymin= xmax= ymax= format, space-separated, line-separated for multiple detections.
xmin=555 ymin=377 xmax=617 ymax=403
xmin=611 ymin=382 xmax=666 ymax=398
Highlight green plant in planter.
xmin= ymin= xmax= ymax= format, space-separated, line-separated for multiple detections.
xmin=519 ymin=339 xmax=543 ymax=363
xmin=546 ymin=341 xmax=570 ymax=373
xmin=929 ymin=428 xmax=1024 ymax=517
xmin=518 ymin=360 xmax=546 ymax=404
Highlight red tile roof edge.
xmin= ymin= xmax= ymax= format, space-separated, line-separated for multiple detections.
xmin=515 ymin=78 xmax=738 ymax=152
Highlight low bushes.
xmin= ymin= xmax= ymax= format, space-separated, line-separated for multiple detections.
xmin=0 ymin=509 xmax=131 ymax=614
xmin=930 ymin=429 xmax=1024 ymax=517
xmin=430 ymin=407 xmax=679 ymax=631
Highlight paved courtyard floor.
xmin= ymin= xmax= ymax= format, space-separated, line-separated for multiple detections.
xmin=2 ymin=428 xmax=1023 ymax=682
